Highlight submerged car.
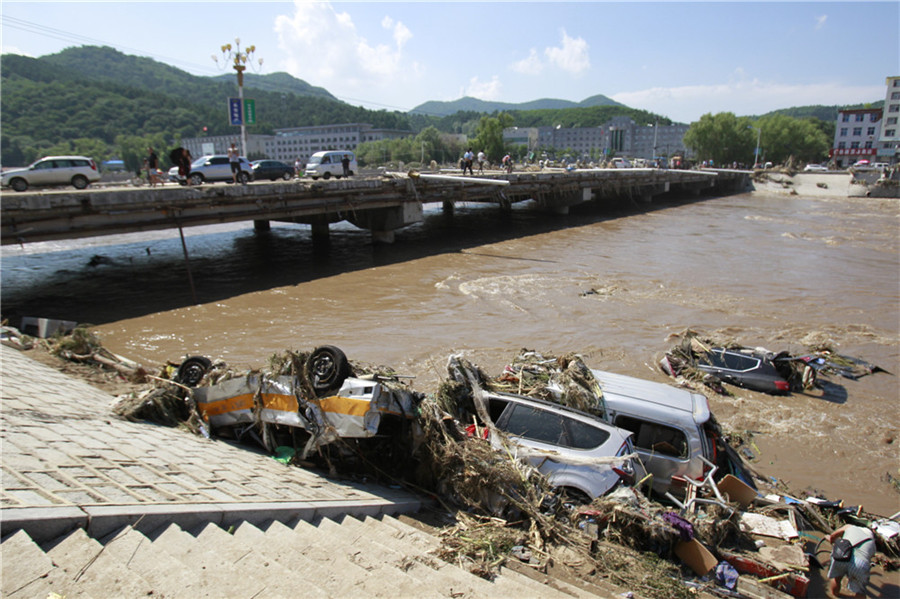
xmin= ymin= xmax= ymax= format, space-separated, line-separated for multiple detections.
xmin=479 ymin=390 xmax=645 ymax=502
xmin=1 ymin=155 xmax=100 ymax=192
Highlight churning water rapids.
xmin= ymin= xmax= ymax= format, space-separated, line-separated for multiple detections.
xmin=3 ymin=191 xmax=898 ymax=515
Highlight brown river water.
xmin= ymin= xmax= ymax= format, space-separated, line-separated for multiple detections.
xmin=3 ymin=190 xmax=898 ymax=516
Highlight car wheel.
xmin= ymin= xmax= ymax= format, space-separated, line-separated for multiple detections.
xmin=348 ymin=170 xmax=354 ymax=176
xmin=10 ymin=178 xmax=28 ymax=192
xmin=322 ymin=172 xmax=331 ymax=180
xmin=306 ymin=345 xmax=351 ymax=396
xmin=282 ymin=172 xmax=291 ymax=181
xmin=174 ymin=356 xmax=212 ymax=387
xmin=558 ymin=486 xmax=592 ymax=506
xmin=71 ymin=175 xmax=89 ymax=189
xmin=189 ymin=173 xmax=204 ymax=185
xmin=239 ymin=172 xmax=250 ymax=184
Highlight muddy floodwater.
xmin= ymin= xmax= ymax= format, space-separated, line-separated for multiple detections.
xmin=3 ymin=191 xmax=898 ymax=516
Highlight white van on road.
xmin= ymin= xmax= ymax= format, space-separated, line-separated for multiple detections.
xmin=305 ymin=150 xmax=357 ymax=180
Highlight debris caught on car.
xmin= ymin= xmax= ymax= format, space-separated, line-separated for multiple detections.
xmin=659 ymin=329 xmax=889 ymax=395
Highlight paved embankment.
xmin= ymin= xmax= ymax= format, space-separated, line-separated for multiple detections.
xmin=1 ymin=345 xmax=629 ymax=598
xmin=0 ymin=344 xmax=422 ymax=543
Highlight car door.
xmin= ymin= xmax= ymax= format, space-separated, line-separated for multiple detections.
xmin=29 ymin=159 xmax=62 ymax=186
xmin=495 ymin=402 xmax=570 ymax=481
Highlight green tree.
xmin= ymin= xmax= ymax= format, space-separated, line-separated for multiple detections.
xmin=683 ymin=112 xmax=756 ymax=165
xmin=755 ymin=114 xmax=830 ymax=165
xmin=471 ymin=113 xmax=513 ymax=162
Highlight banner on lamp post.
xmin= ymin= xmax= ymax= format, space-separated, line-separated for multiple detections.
xmin=243 ymin=99 xmax=256 ymax=125
xmin=228 ymin=98 xmax=243 ymax=125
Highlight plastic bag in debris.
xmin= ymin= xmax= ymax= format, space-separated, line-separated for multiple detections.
xmin=715 ymin=560 xmax=739 ymax=590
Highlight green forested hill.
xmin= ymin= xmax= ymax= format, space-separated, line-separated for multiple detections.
xmin=0 ymin=46 xmax=411 ymax=166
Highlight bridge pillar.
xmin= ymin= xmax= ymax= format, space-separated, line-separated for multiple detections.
xmin=253 ymin=219 xmax=271 ymax=232
xmin=310 ymin=216 xmax=330 ymax=245
xmin=442 ymin=200 xmax=454 ymax=215
xmin=348 ymin=202 xmax=424 ymax=244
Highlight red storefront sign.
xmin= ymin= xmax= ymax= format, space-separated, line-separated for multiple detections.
xmin=829 ymin=147 xmax=877 ymax=157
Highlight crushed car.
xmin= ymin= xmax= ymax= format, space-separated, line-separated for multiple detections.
xmin=659 ymin=330 xmax=889 ymax=395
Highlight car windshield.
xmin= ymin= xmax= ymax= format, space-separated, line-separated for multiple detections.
xmin=191 ymin=157 xmax=209 ymax=167
xmin=307 ymin=156 xmax=323 ymax=165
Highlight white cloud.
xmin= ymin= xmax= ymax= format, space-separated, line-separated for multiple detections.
xmin=511 ymin=48 xmax=543 ymax=75
xmin=462 ymin=75 xmax=502 ymax=101
xmin=273 ymin=1 xmax=419 ymax=99
xmin=2 ymin=45 xmax=33 ymax=57
xmin=509 ymin=30 xmax=590 ymax=77
xmin=815 ymin=15 xmax=828 ymax=30
xmin=544 ymin=30 xmax=590 ymax=74
xmin=611 ymin=76 xmax=884 ymax=123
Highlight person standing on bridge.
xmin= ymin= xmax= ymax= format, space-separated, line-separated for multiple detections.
xmin=463 ymin=149 xmax=474 ymax=176
xmin=228 ymin=142 xmax=241 ymax=184
xmin=145 ymin=147 xmax=160 ymax=187
xmin=477 ymin=150 xmax=486 ymax=174
xmin=341 ymin=154 xmax=351 ymax=177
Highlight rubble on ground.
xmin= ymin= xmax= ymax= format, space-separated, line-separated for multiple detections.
xmin=6 ymin=328 xmax=899 ymax=599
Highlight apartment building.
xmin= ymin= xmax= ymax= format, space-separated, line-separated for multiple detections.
xmin=264 ymin=123 xmax=412 ymax=163
xmin=831 ymin=108 xmax=882 ymax=168
xmin=877 ymin=76 xmax=900 ymax=164
xmin=504 ymin=117 xmax=690 ymax=161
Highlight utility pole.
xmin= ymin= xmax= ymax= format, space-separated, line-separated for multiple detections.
xmin=214 ymin=39 xmax=262 ymax=158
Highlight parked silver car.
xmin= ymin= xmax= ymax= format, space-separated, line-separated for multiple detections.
xmin=480 ymin=390 xmax=644 ymax=502
xmin=1 ymin=155 xmax=100 ymax=192
xmin=168 ymin=155 xmax=254 ymax=185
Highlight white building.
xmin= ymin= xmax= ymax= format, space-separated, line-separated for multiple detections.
xmin=877 ymin=76 xmax=900 ymax=164
xmin=182 ymin=134 xmax=270 ymax=160
xmin=831 ymin=108 xmax=882 ymax=168
xmin=264 ymin=123 xmax=413 ymax=163
xmin=504 ymin=117 xmax=690 ymax=161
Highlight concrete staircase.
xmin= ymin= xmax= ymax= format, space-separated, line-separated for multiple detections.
xmin=2 ymin=514 xmax=621 ymax=598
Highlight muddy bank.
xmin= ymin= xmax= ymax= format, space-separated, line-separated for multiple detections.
xmin=751 ymin=170 xmax=899 ymax=199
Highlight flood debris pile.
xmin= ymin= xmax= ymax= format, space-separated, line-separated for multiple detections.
xmin=13 ymin=329 xmax=899 ymax=598
xmin=659 ymin=329 xmax=888 ymax=396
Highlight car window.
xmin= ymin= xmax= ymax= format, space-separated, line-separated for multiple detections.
xmin=503 ymin=404 xmax=565 ymax=445
xmin=614 ymin=415 xmax=688 ymax=458
xmin=34 ymin=161 xmax=56 ymax=170
xmin=54 ymin=160 xmax=73 ymax=168
xmin=565 ymin=418 xmax=611 ymax=450
xmin=210 ymin=157 xmax=228 ymax=165
xmin=72 ymin=160 xmax=89 ymax=167
xmin=721 ymin=352 xmax=759 ymax=371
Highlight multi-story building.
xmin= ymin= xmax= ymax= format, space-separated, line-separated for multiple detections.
xmin=831 ymin=108 xmax=882 ymax=168
xmin=264 ymin=123 xmax=412 ymax=164
xmin=182 ymin=134 xmax=270 ymax=160
xmin=877 ymin=76 xmax=900 ymax=164
xmin=181 ymin=123 xmax=414 ymax=163
xmin=504 ymin=117 xmax=690 ymax=161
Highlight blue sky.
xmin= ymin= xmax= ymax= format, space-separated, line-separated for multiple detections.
xmin=1 ymin=1 xmax=897 ymax=123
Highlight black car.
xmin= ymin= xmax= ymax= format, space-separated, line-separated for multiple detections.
xmin=252 ymin=160 xmax=294 ymax=181
xmin=692 ymin=348 xmax=791 ymax=394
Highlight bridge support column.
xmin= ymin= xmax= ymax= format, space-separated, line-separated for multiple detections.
xmin=253 ymin=219 xmax=271 ymax=232
xmin=442 ymin=200 xmax=454 ymax=215
xmin=310 ymin=216 xmax=330 ymax=245
xmin=347 ymin=202 xmax=424 ymax=244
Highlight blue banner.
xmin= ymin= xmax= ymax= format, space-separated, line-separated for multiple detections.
xmin=228 ymin=98 xmax=242 ymax=126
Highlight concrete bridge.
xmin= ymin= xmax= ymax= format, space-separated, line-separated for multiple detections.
xmin=1 ymin=168 xmax=749 ymax=245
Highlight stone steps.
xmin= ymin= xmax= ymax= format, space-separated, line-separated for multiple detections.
xmin=2 ymin=513 xmax=621 ymax=598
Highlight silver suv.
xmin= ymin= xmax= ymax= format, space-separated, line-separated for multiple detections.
xmin=481 ymin=390 xmax=644 ymax=502
xmin=168 ymin=155 xmax=254 ymax=185
xmin=1 ymin=156 xmax=100 ymax=192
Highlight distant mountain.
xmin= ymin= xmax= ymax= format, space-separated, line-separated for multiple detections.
xmin=411 ymin=94 xmax=624 ymax=117
xmin=211 ymin=71 xmax=337 ymax=101
xmin=753 ymin=101 xmax=884 ymax=121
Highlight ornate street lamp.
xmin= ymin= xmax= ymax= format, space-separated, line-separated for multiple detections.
xmin=213 ymin=39 xmax=263 ymax=158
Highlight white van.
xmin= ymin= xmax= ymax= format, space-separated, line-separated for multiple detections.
xmin=304 ymin=150 xmax=357 ymax=180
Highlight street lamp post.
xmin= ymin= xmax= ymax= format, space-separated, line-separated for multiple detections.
xmin=214 ymin=39 xmax=262 ymax=158
xmin=752 ymin=126 xmax=761 ymax=168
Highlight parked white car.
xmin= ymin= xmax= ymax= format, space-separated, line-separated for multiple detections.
xmin=1 ymin=155 xmax=100 ymax=192
xmin=803 ymin=164 xmax=828 ymax=172
xmin=168 ymin=155 xmax=254 ymax=185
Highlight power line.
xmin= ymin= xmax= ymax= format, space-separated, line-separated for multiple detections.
xmin=0 ymin=15 xmax=220 ymax=76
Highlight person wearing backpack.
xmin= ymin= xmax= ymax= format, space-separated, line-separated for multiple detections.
xmin=827 ymin=524 xmax=876 ymax=598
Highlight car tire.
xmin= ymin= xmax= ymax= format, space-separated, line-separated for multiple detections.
xmin=558 ymin=486 xmax=592 ymax=506
xmin=174 ymin=356 xmax=212 ymax=387
xmin=189 ymin=173 xmax=204 ymax=185
xmin=322 ymin=172 xmax=331 ymax=180
xmin=282 ymin=172 xmax=291 ymax=181
xmin=306 ymin=345 xmax=351 ymax=396
xmin=72 ymin=175 xmax=89 ymax=190
xmin=10 ymin=178 xmax=28 ymax=192
xmin=239 ymin=172 xmax=250 ymax=184
xmin=348 ymin=170 xmax=354 ymax=176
